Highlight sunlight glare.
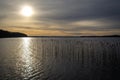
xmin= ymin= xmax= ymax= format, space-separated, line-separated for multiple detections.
xmin=21 ymin=6 xmax=33 ymax=17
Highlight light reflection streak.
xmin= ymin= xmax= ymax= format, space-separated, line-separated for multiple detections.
xmin=22 ymin=38 xmax=32 ymax=65
xmin=20 ymin=38 xmax=34 ymax=78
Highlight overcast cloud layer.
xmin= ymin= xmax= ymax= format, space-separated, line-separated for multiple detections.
xmin=0 ymin=0 xmax=120 ymax=36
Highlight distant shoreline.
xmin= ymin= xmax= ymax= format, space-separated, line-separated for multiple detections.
xmin=1 ymin=36 xmax=120 ymax=39
xmin=29 ymin=36 xmax=120 ymax=38
xmin=0 ymin=29 xmax=120 ymax=38
xmin=0 ymin=29 xmax=27 ymax=38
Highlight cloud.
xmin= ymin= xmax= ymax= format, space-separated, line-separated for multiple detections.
xmin=0 ymin=0 xmax=120 ymax=35
xmin=1 ymin=0 xmax=120 ymax=21
xmin=32 ymin=0 xmax=120 ymax=21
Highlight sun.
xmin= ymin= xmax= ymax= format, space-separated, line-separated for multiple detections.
xmin=21 ymin=6 xmax=33 ymax=17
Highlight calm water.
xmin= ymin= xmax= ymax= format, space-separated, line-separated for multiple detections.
xmin=0 ymin=37 xmax=120 ymax=80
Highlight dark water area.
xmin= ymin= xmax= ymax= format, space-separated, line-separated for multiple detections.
xmin=0 ymin=37 xmax=120 ymax=80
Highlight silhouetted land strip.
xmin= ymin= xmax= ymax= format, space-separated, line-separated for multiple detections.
xmin=0 ymin=30 xmax=27 ymax=38
xmin=0 ymin=29 xmax=119 ymax=38
xmin=30 ymin=35 xmax=120 ymax=38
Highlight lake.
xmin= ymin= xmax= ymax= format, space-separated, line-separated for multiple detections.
xmin=0 ymin=37 xmax=120 ymax=80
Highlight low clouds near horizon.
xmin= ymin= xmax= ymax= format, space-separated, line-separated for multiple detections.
xmin=0 ymin=0 xmax=120 ymax=36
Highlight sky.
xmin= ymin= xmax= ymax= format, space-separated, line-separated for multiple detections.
xmin=0 ymin=0 xmax=120 ymax=36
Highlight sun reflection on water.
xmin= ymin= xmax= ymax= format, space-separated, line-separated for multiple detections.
xmin=22 ymin=38 xmax=32 ymax=64
xmin=20 ymin=38 xmax=34 ymax=78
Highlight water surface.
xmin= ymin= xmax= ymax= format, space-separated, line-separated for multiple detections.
xmin=0 ymin=37 xmax=120 ymax=80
